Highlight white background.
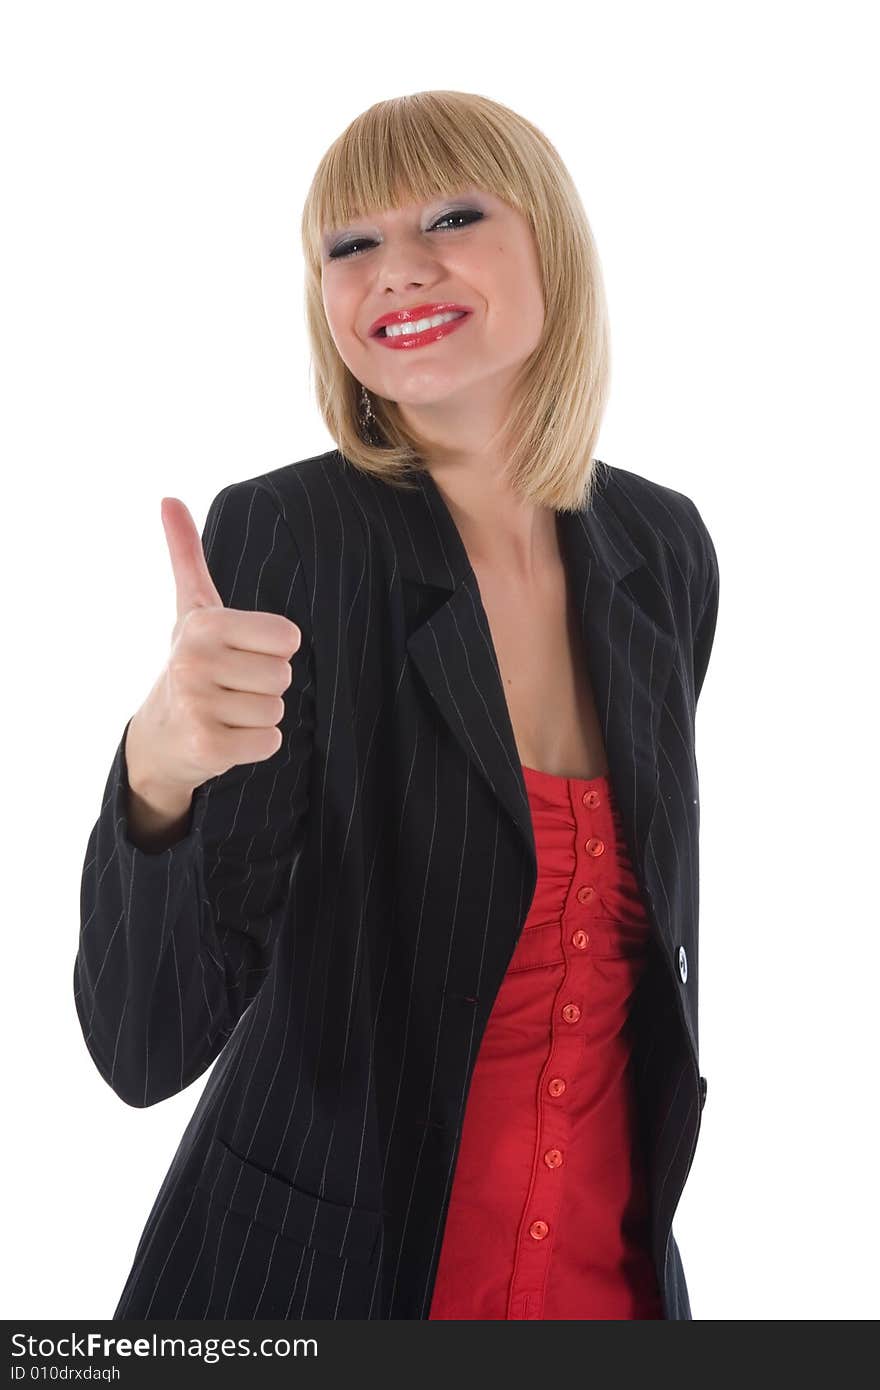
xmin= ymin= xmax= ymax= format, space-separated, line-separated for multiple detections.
xmin=3 ymin=0 xmax=877 ymax=1321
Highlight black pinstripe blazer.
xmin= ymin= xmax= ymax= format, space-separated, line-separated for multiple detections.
xmin=74 ymin=449 xmax=720 ymax=1321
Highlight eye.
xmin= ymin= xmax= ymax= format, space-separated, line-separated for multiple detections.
xmin=328 ymin=208 xmax=484 ymax=260
xmin=433 ymin=209 xmax=483 ymax=233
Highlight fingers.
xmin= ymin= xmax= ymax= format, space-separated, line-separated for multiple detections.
xmin=161 ymin=496 xmax=225 ymax=620
xmin=161 ymin=497 xmax=303 ymax=655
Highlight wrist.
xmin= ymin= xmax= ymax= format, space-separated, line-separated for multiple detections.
xmin=123 ymin=713 xmax=195 ymax=820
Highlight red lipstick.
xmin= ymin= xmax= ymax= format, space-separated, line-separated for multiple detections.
xmin=370 ymin=302 xmax=473 ymax=350
xmin=369 ymin=302 xmax=472 ymax=334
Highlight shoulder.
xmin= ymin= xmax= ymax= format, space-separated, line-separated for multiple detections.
xmin=209 ymin=451 xmax=362 ymax=557
xmin=224 ymin=449 xmax=347 ymax=521
xmin=601 ymin=461 xmax=718 ymax=601
xmin=602 ymin=463 xmax=712 ymax=569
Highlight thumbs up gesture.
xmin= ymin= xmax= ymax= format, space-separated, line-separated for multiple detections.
xmin=125 ymin=496 xmax=303 ymax=800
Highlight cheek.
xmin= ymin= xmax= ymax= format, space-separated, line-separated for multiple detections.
xmin=488 ymin=250 xmax=541 ymax=318
xmin=323 ymin=295 xmax=366 ymax=359
xmin=322 ymin=280 xmax=353 ymax=327
xmin=321 ymin=290 xmax=343 ymax=336
xmin=491 ymin=278 xmax=544 ymax=349
xmin=512 ymin=278 xmax=545 ymax=346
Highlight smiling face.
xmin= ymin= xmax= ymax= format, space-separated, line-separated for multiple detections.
xmin=319 ymin=184 xmax=546 ymax=447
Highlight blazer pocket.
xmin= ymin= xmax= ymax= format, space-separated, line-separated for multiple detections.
xmin=196 ymin=1134 xmax=382 ymax=1265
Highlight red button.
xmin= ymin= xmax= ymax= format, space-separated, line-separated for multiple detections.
xmin=572 ymin=930 xmax=589 ymax=949
xmin=548 ymin=1077 xmax=566 ymax=1096
xmin=562 ymin=1002 xmax=581 ymax=1023
xmin=544 ymin=1149 xmax=563 ymax=1168
xmin=529 ymin=1221 xmax=549 ymax=1240
xmin=585 ymin=837 xmax=605 ymax=856
xmin=576 ymin=885 xmax=595 ymax=904
xmin=582 ymin=789 xmax=601 ymax=808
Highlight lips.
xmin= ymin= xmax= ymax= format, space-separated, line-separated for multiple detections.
xmin=369 ymin=302 xmax=473 ymax=337
xmin=372 ymin=310 xmax=472 ymax=351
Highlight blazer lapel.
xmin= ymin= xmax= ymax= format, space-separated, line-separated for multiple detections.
xmin=558 ymin=478 xmax=678 ymax=931
xmin=368 ymin=459 xmax=677 ymax=941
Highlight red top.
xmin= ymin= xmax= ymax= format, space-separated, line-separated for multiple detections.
xmin=428 ymin=762 xmax=665 ymax=1320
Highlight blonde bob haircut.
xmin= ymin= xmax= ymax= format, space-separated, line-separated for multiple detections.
xmin=300 ymin=90 xmax=611 ymax=514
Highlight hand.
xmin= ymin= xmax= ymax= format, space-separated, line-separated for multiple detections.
xmin=126 ymin=496 xmax=303 ymax=796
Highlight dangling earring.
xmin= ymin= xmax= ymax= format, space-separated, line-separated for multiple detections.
xmin=359 ymin=383 xmax=375 ymax=437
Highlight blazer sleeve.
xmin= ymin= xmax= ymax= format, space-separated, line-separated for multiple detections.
xmin=73 ymin=480 xmax=316 ymax=1108
xmin=687 ymin=497 xmax=720 ymax=705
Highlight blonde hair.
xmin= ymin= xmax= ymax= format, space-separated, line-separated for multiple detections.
xmin=300 ymin=90 xmax=611 ymax=512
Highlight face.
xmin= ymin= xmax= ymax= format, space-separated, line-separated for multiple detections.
xmin=320 ymin=184 xmax=545 ymax=449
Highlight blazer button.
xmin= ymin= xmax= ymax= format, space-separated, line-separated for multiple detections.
xmin=576 ymin=885 xmax=595 ymax=904
xmin=584 ymin=837 xmax=605 ymax=857
xmin=571 ymin=930 xmax=589 ymax=949
xmin=582 ymin=788 xmax=601 ymax=808
xmin=562 ymin=1002 xmax=581 ymax=1023
xmin=678 ymin=945 xmax=688 ymax=983
xmin=529 ymin=1220 xmax=549 ymax=1240
xmin=544 ymin=1148 xmax=563 ymax=1168
xmin=548 ymin=1077 xmax=566 ymax=1096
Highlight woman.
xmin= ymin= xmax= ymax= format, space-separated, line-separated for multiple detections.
xmin=74 ymin=90 xmax=719 ymax=1320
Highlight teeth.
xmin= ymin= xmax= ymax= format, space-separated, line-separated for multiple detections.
xmin=383 ymin=311 xmax=465 ymax=338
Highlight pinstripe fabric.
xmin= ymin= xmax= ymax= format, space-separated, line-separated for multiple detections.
xmin=73 ymin=450 xmax=719 ymax=1320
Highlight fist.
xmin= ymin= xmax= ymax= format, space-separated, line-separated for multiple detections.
xmin=127 ymin=496 xmax=303 ymax=795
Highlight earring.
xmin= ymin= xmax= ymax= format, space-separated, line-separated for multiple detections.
xmin=359 ymin=382 xmax=381 ymax=443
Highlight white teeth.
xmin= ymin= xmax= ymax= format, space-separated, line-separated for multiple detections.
xmin=383 ymin=311 xmax=465 ymax=338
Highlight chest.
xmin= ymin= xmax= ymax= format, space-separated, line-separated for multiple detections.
xmin=471 ymin=557 xmax=610 ymax=782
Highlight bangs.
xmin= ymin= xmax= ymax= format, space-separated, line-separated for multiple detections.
xmin=302 ymin=91 xmax=524 ymax=265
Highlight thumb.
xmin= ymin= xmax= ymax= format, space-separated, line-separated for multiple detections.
xmin=161 ymin=496 xmax=225 ymax=621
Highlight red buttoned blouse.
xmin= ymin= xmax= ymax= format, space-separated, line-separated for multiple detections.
xmin=428 ymin=763 xmax=665 ymax=1320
